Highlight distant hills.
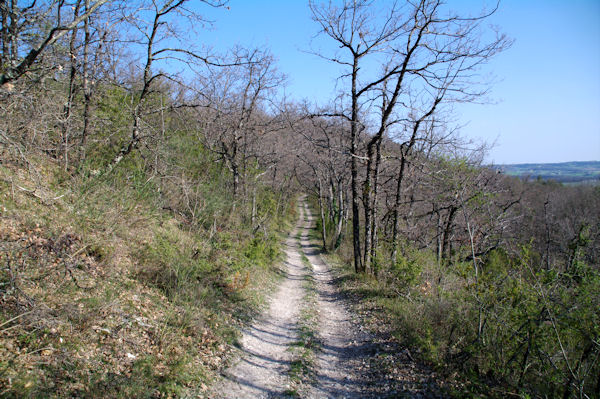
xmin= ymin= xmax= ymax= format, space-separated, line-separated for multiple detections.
xmin=493 ymin=161 xmax=600 ymax=184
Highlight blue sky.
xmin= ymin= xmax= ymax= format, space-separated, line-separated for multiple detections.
xmin=196 ymin=0 xmax=600 ymax=165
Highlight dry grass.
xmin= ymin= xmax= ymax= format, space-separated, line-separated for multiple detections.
xmin=0 ymin=157 xmax=292 ymax=398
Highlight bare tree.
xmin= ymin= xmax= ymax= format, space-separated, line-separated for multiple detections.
xmin=309 ymin=0 xmax=406 ymax=272
xmin=309 ymin=0 xmax=509 ymax=273
xmin=195 ymin=48 xmax=285 ymax=199
xmin=0 ymin=0 xmax=109 ymax=87
xmin=291 ymin=113 xmax=350 ymax=251
xmin=108 ymin=0 xmax=228 ymax=171
xmin=60 ymin=0 xmax=83 ymax=171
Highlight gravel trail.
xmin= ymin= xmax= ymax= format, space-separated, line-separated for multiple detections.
xmin=211 ymin=200 xmax=309 ymax=398
xmin=300 ymin=202 xmax=391 ymax=398
xmin=212 ymin=198 xmax=440 ymax=398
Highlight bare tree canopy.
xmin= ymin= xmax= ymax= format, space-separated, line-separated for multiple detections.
xmin=308 ymin=0 xmax=510 ymax=272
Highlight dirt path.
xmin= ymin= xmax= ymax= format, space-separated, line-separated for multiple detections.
xmin=299 ymin=201 xmax=394 ymax=398
xmin=212 ymin=199 xmax=437 ymax=398
xmin=211 ymin=201 xmax=309 ymax=398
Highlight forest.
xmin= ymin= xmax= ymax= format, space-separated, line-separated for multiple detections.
xmin=0 ymin=1 xmax=598 ymax=398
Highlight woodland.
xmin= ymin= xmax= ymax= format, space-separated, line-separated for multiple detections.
xmin=0 ymin=0 xmax=598 ymax=398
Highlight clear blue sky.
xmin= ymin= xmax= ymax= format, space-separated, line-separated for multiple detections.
xmin=197 ymin=0 xmax=600 ymax=165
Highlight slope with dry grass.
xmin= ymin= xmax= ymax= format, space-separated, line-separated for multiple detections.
xmin=0 ymin=146 xmax=295 ymax=398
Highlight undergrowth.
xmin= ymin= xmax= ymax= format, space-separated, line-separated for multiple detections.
xmin=0 ymin=148 xmax=295 ymax=398
xmin=316 ymin=217 xmax=600 ymax=399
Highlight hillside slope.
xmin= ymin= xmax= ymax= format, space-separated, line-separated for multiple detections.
xmin=0 ymin=153 xmax=294 ymax=398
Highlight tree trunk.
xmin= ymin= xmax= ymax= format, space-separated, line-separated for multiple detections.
xmin=543 ymin=197 xmax=551 ymax=270
xmin=318 ymin=178 xmax=327 ymax=250
xmin=1 ymin=0 xmax=7 ymax=65
xmin=363 ymin=136 xmax=383 ymax=273
xmin=334 ymin=183 xmax=344 ymax=249
xmin=251 ymin=185 xmax=257 ymax=226
xmin=435 ymin=207 xmax=443 ymax=263
xmin=62 ymin=0 xmax=82 ymax=171
xmin=441 ymin=206 xmax=457 ymax=261
xmin=328 ymin=177 xmax=335 ymax=225
xmin=391 ymin=153 xmax=407 ymax=262
xmin=370 ymin=139 xmax=382 ymax=274
xmin=8 ymin=0 xmax=15 ymax=63
xmin=363 ymin=138 xmax=375 ymax=272
xmin=350 ymin=57 xmax=363 ymax=273
xmin=232 ymin=165 xmax=240 ymax=199
xmin=80 ymin=0 xmax=91 ymax=162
